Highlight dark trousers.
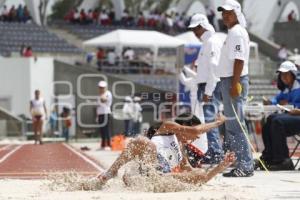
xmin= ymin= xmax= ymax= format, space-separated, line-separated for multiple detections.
xmin=98 ymin=114 xmax=111 ymax=148
xmin=262 ymin=113 xmax=300 ymax=163
xmin=62 ymin=127 xmax=69 ymax=142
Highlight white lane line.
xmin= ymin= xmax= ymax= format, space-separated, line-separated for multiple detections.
xmin=0 ymin=145 xmax=23 ymax=164
xmin=62 ymin=143 xmax=104 ymax=172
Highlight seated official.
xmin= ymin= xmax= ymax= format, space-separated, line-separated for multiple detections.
xmin=256 ymin=61 xmax=300 ymax=170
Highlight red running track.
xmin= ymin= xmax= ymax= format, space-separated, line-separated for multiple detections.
xmin=0 ymin=143 xmax=104 ymax=179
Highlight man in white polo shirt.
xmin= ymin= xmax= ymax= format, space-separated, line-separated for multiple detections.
xmin=188 ymin=14 xmax=224 ymax=164
xmin=217 ymin=0 xmax=254 ymax=177
xmin=97 ymin=81 xmax=113 ymax=150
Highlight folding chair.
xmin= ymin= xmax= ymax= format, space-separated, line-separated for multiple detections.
xmin=290 ymin=133 xmax=300 ymax=169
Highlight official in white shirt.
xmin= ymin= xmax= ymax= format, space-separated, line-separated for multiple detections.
xmin=217 ymin=0 xmax=253 ymax=177
xmin=188 ymin=13 xmax=224 ymax=164
xmin=97 ymin=81 xmax=113 ymax=149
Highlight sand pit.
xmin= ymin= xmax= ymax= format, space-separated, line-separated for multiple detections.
xmin=1 ymin=170 xmax=300 ymax=200
xmin=0 ymin=177 xmax=258 ymax=200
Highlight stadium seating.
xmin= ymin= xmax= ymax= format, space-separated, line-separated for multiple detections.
xmin=0 ymin=22 xmax=83 ymax=55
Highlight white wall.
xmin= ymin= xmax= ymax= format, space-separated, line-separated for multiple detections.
xmin=0 ymin=57 xmax=54 ymax=117
xmin=29 ymin=57 xmax=54 ymax=118
xmin=0 ymin=58 xmax=31 ymax=116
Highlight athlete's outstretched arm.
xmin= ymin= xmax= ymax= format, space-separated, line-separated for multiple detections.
xmin=156 ymin=114 xmax=226 ymax=142
xmin=170 ymin=152 xmax=236 ymax=185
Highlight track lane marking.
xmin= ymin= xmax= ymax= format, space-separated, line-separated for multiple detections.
xmin=62 ymin=143 xmax=104 ymax=172
xmin=0 ymin=172 xmax=98 ymax=175
xmin=0 ymin=145 xmax=23 ymax=164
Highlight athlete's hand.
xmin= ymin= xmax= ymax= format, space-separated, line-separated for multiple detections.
xmin=221 ymin=152 xmax=236 ymax=167
xmin=215 ymin=113 xmax=227 ymax=126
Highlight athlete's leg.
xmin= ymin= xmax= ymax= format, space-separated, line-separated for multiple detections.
xmin=97 ymin=136 xmax=157 ymax=183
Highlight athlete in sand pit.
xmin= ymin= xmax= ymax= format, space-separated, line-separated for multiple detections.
xmin=97 ymin=113 xmax=236 ymax=186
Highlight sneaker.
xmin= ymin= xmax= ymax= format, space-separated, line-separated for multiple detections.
xmin=267 ymin=158 xmax=294 ymax=171
xmin=223 ymin=168 xmax=254 ymax=177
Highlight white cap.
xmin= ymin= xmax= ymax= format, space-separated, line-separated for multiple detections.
xmin=188 ymin=13 xmax=215 ymax=33
xmin=217 ymin=0 xmax=247 ymax=28
xmin=125 ymin=96 xmax=132 ymax=102
xmin=277 ymin=61 xmax=297 ymax=74
xmin=133 ymin=96 xmax=141 ymax=102
xmin=98 ymin=81 xmax=107 ymax=88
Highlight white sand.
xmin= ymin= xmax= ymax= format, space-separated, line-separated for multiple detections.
xmin=0 ymin=142 xmax=299 ymax=200
xmin=1 ymin=171 xmax=300 ymax=200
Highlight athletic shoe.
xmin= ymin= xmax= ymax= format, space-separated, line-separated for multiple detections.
xmin=267 ymin=158 xmax=295 ymax=171
xmin=223 ymin=168 xmax=254 ymax=177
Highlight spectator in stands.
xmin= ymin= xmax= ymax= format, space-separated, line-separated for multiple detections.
xmin=0 ymin=5 xmax=9 ymax=21
xmin=108 ymin=9 xmax=115 ymax=25
xmin=96 ymin=47 xmax=106 ymax=70
xmin=287 ymin=10 xmax=296 ymax=22
xmin=30 ymin=89 xmax=47 ymax=145
xmin=256 ymin=61 xmax=300 ymax=171
xmin=64 ymin=8 xmax=75 ymax=23
xmin=61 ymin=106 xmax=71 ymax=142
xmin=278 ymin=44 xmax=288 ymax=62
xmin=79 ymin=9 xmax=86 ymax=24
xmin=9 ymin=5 xmax=16 ymax=21
xmin=205 ymin=5 xmax=216 ymax=28
xmin=137 ymin=12 xmax=145 ymax=27
xmin=23 ymin=5 xmax=31 ymax=22
xmin=121 ymin=9 xmax=129 ymax=25
xmin=74 ymin=9 xmax=80 ymax=23
xmin=86 ymin=9 xmax=93 ymax=24
xmin=23 ymin=46 xmax=33 ymax=57
xmin=132 ymin=96 xmax=142 ymax=136
xmin=122 ymin=96 xmax=134 ymax=137
xmin=100 ymin=9 xmax=109 ymax=26
xmin=92 ymin=9 xmax=99 ymax=24
xmin=16 ymin=4 xmax=24 ymax=22
xmin=96 ymin=81 xmax=113 ymax=150
xmin=217 ymin=0 xmax=254 ymax=177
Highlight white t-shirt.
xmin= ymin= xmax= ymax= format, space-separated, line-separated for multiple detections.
xmin=107 ymin=51 xmax=116 ymax=65
xmin=96 ymin=90 xmax=112 ymax=115
xmin=195 ymin=31 xmax=224 ymax=96
xmin=151 ymin=135 xmax=182 ymax=172
xmin=30 ymin=98 xmax=45 ymax=116
xmin=217 ymin=24 xmax=250 ymax=78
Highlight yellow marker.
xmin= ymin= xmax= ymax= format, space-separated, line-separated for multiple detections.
xmin=237 ymin=82 xmax=242 ymax=94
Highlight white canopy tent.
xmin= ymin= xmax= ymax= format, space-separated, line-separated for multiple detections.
xmin=175 ymin=31 xmax=202 ymax=45
xmin=83 ymin=29 xmax=185 ymax=52
xmin=83 ymin=29 xmax=185 ymax=71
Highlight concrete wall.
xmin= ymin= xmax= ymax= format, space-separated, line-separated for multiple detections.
xmin=0 ymin=57 xmax=54 ymax=117
xmin=54 ymin=61 xmax=175 ymax=138
xmin=274 ymin=21 xmax=300 ymax=52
